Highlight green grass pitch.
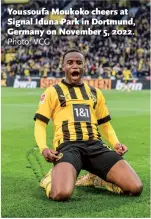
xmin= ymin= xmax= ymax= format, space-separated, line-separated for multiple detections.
xmin=1 ymin=87 xmax=150 ymax=218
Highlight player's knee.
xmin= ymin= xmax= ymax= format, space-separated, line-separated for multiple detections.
xmin=123 ymin=181 xmax=143 ymax=196
xmin=51 ymin=188 xmax=72 ymax=201
xmin=130 ymin=182 xmax=143 ymax=196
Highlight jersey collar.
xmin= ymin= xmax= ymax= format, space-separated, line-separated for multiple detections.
xmin=61 ymin=79 xmax=84 ymax=87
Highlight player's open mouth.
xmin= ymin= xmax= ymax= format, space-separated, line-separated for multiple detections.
xmin=71 ymin=71 xmax=80 ymax=76
xmin=71 ymin=71 xmax=80 ymax=79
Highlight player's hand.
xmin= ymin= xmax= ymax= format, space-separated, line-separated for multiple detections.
xmin=114 ymin=143 xmax=128 ymax=156
xmin=42 ymin=148 xmax=59 ymax=163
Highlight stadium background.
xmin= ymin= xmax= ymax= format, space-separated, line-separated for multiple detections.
xmin=1 ymin=0 xmax=150 ymax=89
xmin=1 ymin=0 xmax=150 ymax=218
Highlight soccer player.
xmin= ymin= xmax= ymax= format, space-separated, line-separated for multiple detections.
xmin=34 ymin=49 xmax=143 ymax=201
xmin=121 ymin=66 xmax=132 ymax=92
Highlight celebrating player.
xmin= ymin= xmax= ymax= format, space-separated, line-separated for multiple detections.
xmin=34 ymin=49 xmax=143 ymax=201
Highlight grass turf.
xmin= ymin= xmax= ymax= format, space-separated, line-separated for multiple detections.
xmin=1 ymin=88 xmax=150 ymax=218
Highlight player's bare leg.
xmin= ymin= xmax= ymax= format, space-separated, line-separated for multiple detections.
xmin=40 ymin=163 xmax=77 ymax=200
xmin=50 ymin=162 xmax=77 ymax=201
xmin=106 ymin=160 xmax=143 ymax=196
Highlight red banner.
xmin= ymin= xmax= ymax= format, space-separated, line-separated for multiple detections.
xmin=40 ymin=78 xmax=111 ymax=89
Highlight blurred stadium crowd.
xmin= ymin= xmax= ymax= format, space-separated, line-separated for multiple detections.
xmin=1 ymin=0 xmax=150 ymax=79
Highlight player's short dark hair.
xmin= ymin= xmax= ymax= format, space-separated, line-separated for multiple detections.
xmin=62 ymin=49 xmax=85 ymax=63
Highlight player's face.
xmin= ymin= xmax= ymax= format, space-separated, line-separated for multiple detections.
xmin=62 ymin=52 xmax=86 ymax=85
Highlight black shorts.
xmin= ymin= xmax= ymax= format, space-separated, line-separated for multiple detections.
xmin=53 ymin=140 xmax=123 ymax=180
xmin=54 ymin=141 xmax=123 ymax=179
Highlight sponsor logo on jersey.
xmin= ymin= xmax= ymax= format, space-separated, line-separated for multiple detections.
xmin=89 ymin=93 xmax=96 ymax=102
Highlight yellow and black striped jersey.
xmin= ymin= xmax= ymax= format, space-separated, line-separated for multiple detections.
xmin=123 ymin=69 xmax=131 ymax=80
xmin=34 ymin=79 xmax=111 ymax=150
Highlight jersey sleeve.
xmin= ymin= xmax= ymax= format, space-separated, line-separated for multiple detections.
xmin=34 ymin=87 xmax=55 ymax=124
xmin=95 ymin=90 xmax=111 ymax=125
